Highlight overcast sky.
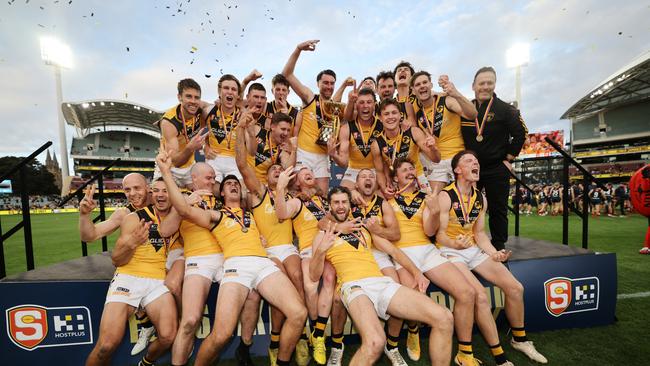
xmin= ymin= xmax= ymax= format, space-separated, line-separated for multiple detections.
xmin=1 ymin=0 xmax=648 ymax=169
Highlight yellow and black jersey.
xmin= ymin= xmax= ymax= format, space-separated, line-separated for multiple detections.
xmin=416 ymin=96 xmax=464 ymax=160
xmin=125 ymin=203 xmax=137 ymax=213
xmin=390 ymin=191 xmax=432 ymax=248
xmin=297 ymin=94 xmax=329 ymax=154
xmin=325 ymin=228 xmax=382 ymax=284
xmin=351 ymin=194 xmax=384 ymax=226
xmin=437 ymin=182 xmax=483 ymax=248
xmin=252 ymin=188 xmax=294 ymax=248
xmin=266 ymin=101 xmax=299 ymax=131
xmin=292 ymin=195 xmax=328 ymax=252
xmin=374 ymin=127 xmax=424 ymax=176
xmin=116 ymin=205 xmax=180 ymax=279
xmin=348 ymin=117 xmax=383 ymax=169
xmin=247 ymin=127 xmax=284 ymax=182
xmin=206 ymin=105 xmax=240 ymax=157
xmin=181 ymin=194 xmax=223 ymax=257
xmin=396 ymin=93 xmax=419 ymax=122
xmin=210 ymin=206 xmax=267 ymax=259
xmin=160 ymin=105 xmax=202 ymax=168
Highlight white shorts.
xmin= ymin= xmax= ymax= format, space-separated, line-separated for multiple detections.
xmin=153 ymin=165 xmax=193 ymax=188
xmin=427 ymin=158 xmax=454 ymax=183
xmin=296 ymin=148 xmax=330 ymax=179
xmin=372 ymin=249 xmax=395 ymax=270
xmin=105 ymin=273 xmax=169 ymax=308
xmin=299 ymin=247 xmax=313 ymax=259
xmin=206 ymin=156 xmax=242 ymax=182
xmin=440 ymin=246 xmax=489 ymax=270
xmin=266 ymin=244 xmax=299 ymax=263
xmin=221 ymin=256 xmax=280 ymax=290
xmin=166 ymin=248 xmax=185 ymax=271
xmin=342 ymin=167 xmax=375 ymax=184
xmin=419 ymin=151 xmax=435 ymax=178
xmin=184 ymin=253 xmax=225 ymax=282
xmin=416 ymin=174 xmax=430 ymax=190
xmin=340 ymin=276 xmax=401 ymax=320
xmin=396 ymin=245 xmax=448 ymax=273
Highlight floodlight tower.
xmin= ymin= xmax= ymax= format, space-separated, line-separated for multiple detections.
xmin=506 ymin=43 xmax=530 ymax=110
xmin=40 ymin=37 xmax=73 ymax=192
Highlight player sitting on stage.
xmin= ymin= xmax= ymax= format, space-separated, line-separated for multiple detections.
xmin=437 ymin=150 xmax=547 ymax=364
xmin=310 ymin=186 xmax=454 ymax=366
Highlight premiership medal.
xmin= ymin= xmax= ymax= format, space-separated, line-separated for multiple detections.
xmin=241 ymin=227 xmax=249 ymax=233
xmin=474 ymin=96 xmax=494 ymax=143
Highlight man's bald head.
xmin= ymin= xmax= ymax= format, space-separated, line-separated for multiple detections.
xmin=122 ymin=173 xmax=148 ymax=208
xmin=191 ymin=162 xmax=217 ymax=191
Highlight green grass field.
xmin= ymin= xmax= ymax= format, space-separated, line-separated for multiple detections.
xmin=1 ymin=212 xmax=648 ymax=365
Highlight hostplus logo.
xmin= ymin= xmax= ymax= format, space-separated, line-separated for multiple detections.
xmin=544 ymin=276 xmax=600 ymax=317
xmin=6 ymin=304 xmax=93 ymax=351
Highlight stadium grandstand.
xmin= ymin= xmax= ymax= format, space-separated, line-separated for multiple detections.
xmin=513 ymin=50 xmax=650 ymax=185
xmin=562 ymin=50 xmax=650 ymax=182
xmin=62 ymin=100 xmax=162 ymax=194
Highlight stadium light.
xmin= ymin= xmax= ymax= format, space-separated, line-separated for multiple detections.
xmin=506 ymin=43 xmax=530 ymax=110
xmin=40 ymin=36 xmax=73 ymax=194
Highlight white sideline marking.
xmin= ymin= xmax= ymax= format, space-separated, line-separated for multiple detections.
xmin=618 ymin=291 xmax=650 ymax=299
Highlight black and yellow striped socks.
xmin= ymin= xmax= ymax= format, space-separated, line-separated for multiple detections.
xmin=269 ymin=331 xmax=280 ymax=350
xmin=312 ymin=316 xmax=328 ymax=338
xmin=490 ymin=343 xmax=508 ymax=365
xmin=512 ymin=327 xmax=528 ymax=342
xmin=331 ymin=333 xmax=344 ymax=349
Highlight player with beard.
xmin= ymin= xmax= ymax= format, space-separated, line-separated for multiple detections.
xmin=410 ymin=71 xmax=477 ymax=193
xmin=234 ymin=122 xmax=310 ymax=366
xmin=326 ymin=169 xmax=410 ymax=366
xmin=266 ymin=74 xmax=302 ymax=134
xmin=389 ymin=158 xmax=479 ymax=365
xmin=337 ymin=88 xmax=383 ymax=194
xmin=310 ymin=186 xmax=454 ymax=366
xmin=203 ymin=74 xmax=244 ymax=190
xmin=275 ymin=166 xmax=339 ymax=365
xmin=245 ymin=111 xmax=298 ymax=183
xmin=376 ymin=71 xmax=396 ymax=101
xmin=282 ymin=39 xmax=338 ymax=194
xmin=86 ymin=179 xmax=182 ymax=366
xmin=438 ymin=151 xmax=547 ymax=364
xmin=158 ymin=148 xmax=307 ymax=366
xmin=156 ymin=79 xmax=209 ymax=188
xmin=370 ymin=98 xmax=440 ymax=199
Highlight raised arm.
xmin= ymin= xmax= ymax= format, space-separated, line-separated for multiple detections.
xmin=79 ymin=184 xmax=126 ymax=242
xmin=279 ymin=136 xmax=298 ymax=170
xmin=160 ymin=119 xmax=208 ymax=168
xmin=282 ymin=40 xmax=318 ymax=105
xmin=235 ymin=123 xmax=264 ymax=198
xmin=422 ymin=187 xmax=440 ymax=236
xmin=439 ymin=75 xmax=477 ymax=120
xmin=157 ymin=150 xmax=217 ymax=229
xmin=365 ymin=200 xmax=400 ymax=241
xmin=371 ymin=141 xmax=394 ymax=198
xmin=240 ymin=69 xmax=263 ymax=100
xmin=274 ymin=166 xmax=302 ymax=220
xmin=332 ymin=77 xmax=354 ymax=103
xmin=329 ymin=123 xmax=349 ymax=168
xmin=412 ymin=126 xmax=441 ymax=163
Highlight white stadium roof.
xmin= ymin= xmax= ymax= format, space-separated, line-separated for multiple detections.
xmin=561 ymin=50 xmax=650 ymax=119
xmin=62 ymin=99 xmax=162 ymax=134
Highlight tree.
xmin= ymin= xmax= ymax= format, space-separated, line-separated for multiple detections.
xmin=0 ymin=157 xmax=58 ymax=195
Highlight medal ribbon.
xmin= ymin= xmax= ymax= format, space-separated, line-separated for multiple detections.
xmin=153 ymin=207 xmax=170 ymax=252
xmin=452 ymin=185 xmax=473 ymax=227
xmin=223 ymin=206 xmax=250 ymax=231
xmin=474 ymin=96 xmax=494 ymax=139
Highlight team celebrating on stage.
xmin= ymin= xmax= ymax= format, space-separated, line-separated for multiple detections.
xmin=82 ymin=40 xmax=547 ymax=366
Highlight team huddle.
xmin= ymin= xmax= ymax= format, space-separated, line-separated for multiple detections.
xmin=81 ymin=40 xmax=547 ymax=366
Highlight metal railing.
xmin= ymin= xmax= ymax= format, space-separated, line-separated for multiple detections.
xmin=545 ymin=137 xmax=606 ymax=249
xmin=508 ymin=170 xmax=536 ymax=237
xmin=58 ymin=158 xmax=121 ymax=257
xmin=0 ymin=141 xmax=52 ymax=278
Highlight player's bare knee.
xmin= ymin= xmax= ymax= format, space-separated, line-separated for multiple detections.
xmin=212 ymin=329 xmax=233 ymax=348
xmin=436 ymin=308 xmax=455 ymax=335
xmin=507 ymin=279 xmax=524 ymax=301
xmin=455 ymin=283 xmax=477 ymax=306
xmin=181 ymin=314 xmax=202 ymax=334
xmin=96 ymin=337 xmax=120 ymax=359
xmin=364 ymin=332 xmax=386 ymax=359
xmin=322 ymin=270 xmax=336 ymax=288
xmin=475 ymin=287 xmax=490 ymax=308
xmin=156 ymin=326 xmax=176 ymax=347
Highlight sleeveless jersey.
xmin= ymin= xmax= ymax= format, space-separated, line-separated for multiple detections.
xmin=206 ymin=105 xmax=240 ymax=157
xmin=297 ymin=94 xmax=328 ymax=154
xmin=116 ymin=205 xmax=180 ymax=279
xmin=266 ymin=101 xmax=299 ymax=131
xmin=390 ymin=191 xmax=432 ymax=248
xmin=210 ymin=206 xmax=267 ymax=259
xmin=348 ymin=117 xmax=383 ymax=169
xmin=351 ymin=195 xmax=384 ymax=226
xmin=252 ymin=188 xmax=294 ymax=248
xmin=160 ymin=105 xmax=201 ymax=168
xmin=292 ymin=195 xmax=328 ymax=251
xmin=247 ymin=127 xmax=284 ymax=182
xmin=396 ymin=93 xmax=419 ymax=122
xmin=438 ymin=182 xmax=483 ymax=247
xmin=374 ymin=127 xmax=424 ymax=176
xmin=181 ymin=194 xmax=223 ymax=257
xmin=416 ymin=97 xmax=464 ymax=160
xmin=325 ymin=228 xmax=382 ymax=284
